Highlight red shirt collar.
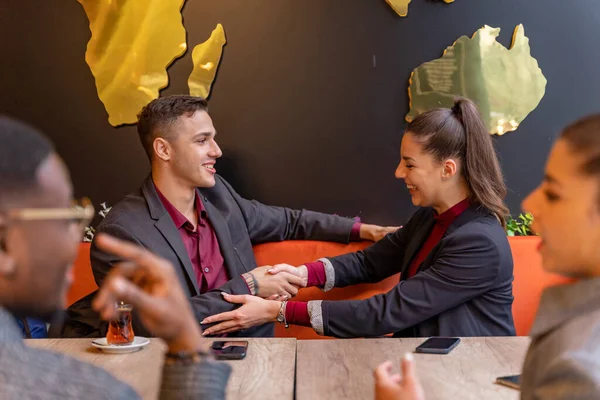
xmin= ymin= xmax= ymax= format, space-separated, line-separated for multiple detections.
xmin=154 ymin=185 xmax=206 ymax=230
xmin=434 ymin=198 xmax=470 ymax=226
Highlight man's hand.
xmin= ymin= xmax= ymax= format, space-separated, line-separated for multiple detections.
xmin=92 ymin=233 xmax=205 ymax=354
xmin=248 ymin=264 xmax=307 ymax=299
xmin=201 ymin=294 xmax=281 ymax=335
xmin=374 ymin=354 xmax=426 ymax=400
xmin=263 ymin=264 xmax=308 ymax=300
xmin=360 ymin=224 xmax=401 ymax=242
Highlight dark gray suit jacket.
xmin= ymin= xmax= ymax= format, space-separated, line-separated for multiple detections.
xmin=90 ymin=175 xmax=355 ymax=338
xmin=318 ymin=205 xmax=516 ymax=338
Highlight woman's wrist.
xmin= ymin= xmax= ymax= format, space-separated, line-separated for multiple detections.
xmin=269 ymin=300 xmax=283 ymax=322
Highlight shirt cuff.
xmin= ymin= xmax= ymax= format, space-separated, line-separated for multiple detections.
xmin=285 ymin=301 xmax=311 ymax=327
xmin=241 ymin=273 xmax=257 ymax=295
xmin=306 ymin=261 xmax=327 ymax=287
xmin=350 ymin=222 xmax=362 ymax=241
xmin=307 ymin=300 xmax=325 ymax=336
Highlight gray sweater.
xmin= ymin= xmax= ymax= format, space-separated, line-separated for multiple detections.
xmin=0 ymin=308 xmax=231 ymax=399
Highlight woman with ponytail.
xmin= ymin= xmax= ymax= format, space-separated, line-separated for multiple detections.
xmin=202 ymin=98 xmax=516 ymax=339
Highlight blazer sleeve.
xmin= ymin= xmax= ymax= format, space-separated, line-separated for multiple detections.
xmin=325 ymin=208 xmax=427 ymax=286
xmin=90 ymin=223 xmax=254 ymax=330
xmin=320 ymin=231 xmax=502 ymax=338
xmin=531 ymin=351 xmax=600 ymax=400
xmin=217 ymin=176 xmax=355 ymax=244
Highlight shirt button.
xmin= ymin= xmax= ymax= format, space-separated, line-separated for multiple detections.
xmin=204 ymin=268 xmax=210 ymax=273
xmin=233 ymin=246 xmax=237 ymax=251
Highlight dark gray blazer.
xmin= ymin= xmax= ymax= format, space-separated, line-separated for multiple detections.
xmin=90 ymin=175 xmax=355 ymax=338
xmin=319 ymin=205 xmax=516 ymax=338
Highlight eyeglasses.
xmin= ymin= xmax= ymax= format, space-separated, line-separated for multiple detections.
xmin=4 ymin=198 xmax=95 ymax=233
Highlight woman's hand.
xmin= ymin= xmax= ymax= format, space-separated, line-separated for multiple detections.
xmin=201 ymin=293 xmax=282 ymax=335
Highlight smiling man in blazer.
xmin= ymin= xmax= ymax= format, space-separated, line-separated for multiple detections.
xmin=87 ymin=95 xmax=395 ymax=338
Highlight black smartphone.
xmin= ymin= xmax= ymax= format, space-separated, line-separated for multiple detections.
xmin=496 ymin=375 xmax=521 ymax=390
xmin=210 ymin=340 xmax=248 ymax=360
xmin=414 ymin=337 xmax=460 ymax=354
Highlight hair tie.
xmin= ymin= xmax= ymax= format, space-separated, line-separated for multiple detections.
xmin=451 ymin=101 xmax=463 ymax=123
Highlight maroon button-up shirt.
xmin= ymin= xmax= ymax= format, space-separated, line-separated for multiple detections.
xmin=156 ymin=187 xmax=230 ymax=293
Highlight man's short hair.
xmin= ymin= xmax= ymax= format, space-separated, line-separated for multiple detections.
xmin=137 ymin=95 xmax=209 ymax=160
xmin=0 ymin=116 xmax=54 ymax=207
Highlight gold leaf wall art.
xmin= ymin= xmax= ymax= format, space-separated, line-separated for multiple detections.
xmin=406 ymin=24 xmax=547 ymax=135
xmin=386 ymin=0 xmax=454 ymax=17
xmin=77 ymin=0 xmax=187 ymax=126
xmin=188 ymin=24 xmax=227 ymax=99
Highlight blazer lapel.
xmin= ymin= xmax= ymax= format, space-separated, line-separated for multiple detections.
xmin=400 ymin=216 xmax=435 ymax=280
xmin=197 ymin=190 xmax=247 ymax=278
xmin=154 ymin=215 xmax=200 ymax=295
xmin=142 ymin=177 xmax=200 ymax=295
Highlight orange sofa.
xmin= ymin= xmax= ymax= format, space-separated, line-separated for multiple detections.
xmin=69 ymin=236 xmax=570 ymax=338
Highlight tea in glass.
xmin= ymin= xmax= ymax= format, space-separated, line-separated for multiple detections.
xmin=106 ymin=303 xmax=134 ymax=345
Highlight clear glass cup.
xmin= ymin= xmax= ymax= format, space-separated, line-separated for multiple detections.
xmin=106 ymin=302 xmax=135 ymax=345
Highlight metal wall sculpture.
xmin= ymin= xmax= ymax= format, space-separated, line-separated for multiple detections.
xmin=406 ymin=25 xmax=547 ymax=135
xmin=386 ymin=0 xmax=454 ymax=17
xmin=78 ymin=0 xmax=226 ymax=126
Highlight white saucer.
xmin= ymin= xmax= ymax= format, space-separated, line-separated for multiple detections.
xmin=92 ymin=336 xmax=150 ymax=354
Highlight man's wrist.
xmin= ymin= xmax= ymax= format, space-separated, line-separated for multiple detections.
xmin=350 ymin=222 xmax=363 ymax=241
xmin=165 ymin=322 xmax=206 ymax=354
xmin=241 ymin=272 xmax=258 ymax=295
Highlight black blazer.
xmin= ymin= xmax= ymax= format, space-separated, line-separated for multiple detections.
xmin=320 ymin=205 xmax=516 ymax=338
xmin=90 ymin=175 xmax=355 ymax=338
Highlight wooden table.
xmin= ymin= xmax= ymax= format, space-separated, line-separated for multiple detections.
xmin=296 ymin=337 xmax=531 ymax=400
xmin=26 ymin=338 xmax=296 ymax=400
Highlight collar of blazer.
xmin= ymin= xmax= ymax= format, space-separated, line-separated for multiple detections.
xmin=400 ymin=204 xmax=494 ymax=279
xmin=140 ymin=175 xmax=248 ymax=294
xmin=141 ymin=176 xmax=201 ymax=294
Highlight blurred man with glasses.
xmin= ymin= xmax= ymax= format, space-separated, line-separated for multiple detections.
xmin=0 ymin=116 xmax=230 ymax=399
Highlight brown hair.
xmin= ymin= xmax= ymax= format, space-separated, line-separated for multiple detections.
xmin=137 ymin=95 xmax=209 ymax=160
xmin=406 ymin=97 xmax=509 ymax=227
xmin=560 ymin=115 xmax=600 ymax=197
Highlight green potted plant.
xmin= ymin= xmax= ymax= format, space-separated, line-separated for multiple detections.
xmin=506 ymin=212 xmax=535 ymax=236
xmin=83 ymin=202 xmax=111 ymax=242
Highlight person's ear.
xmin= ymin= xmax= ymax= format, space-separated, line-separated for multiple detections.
xmin=441 ymin=159 xmax=458 ymax=180
xmin=153 ymin=138 xmax=172 ymax=161
xmin=0 ymin=222 xmax=16 ymax=278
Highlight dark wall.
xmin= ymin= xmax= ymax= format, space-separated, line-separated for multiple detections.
xmin=1 ymin=0 xmax=599 ymax=225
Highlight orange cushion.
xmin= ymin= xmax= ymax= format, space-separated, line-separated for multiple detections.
xmin=509 ymin=236 xmax=571 ymax=335
xmin=66 ymin=243 xmax=98 ymax=307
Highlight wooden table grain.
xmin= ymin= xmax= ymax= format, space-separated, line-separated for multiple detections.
xmin=26 ymin=338 xmax=296 ymax=400
xmin=296 ymin=337 xmax=531 ymax=400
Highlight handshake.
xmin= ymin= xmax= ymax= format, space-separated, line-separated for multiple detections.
xmin=244 ymin=264 xmax=309 ymax=300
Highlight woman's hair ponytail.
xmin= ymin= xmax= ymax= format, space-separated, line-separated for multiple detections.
xmin=407 ymin=97 xmax=509 ymax=227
